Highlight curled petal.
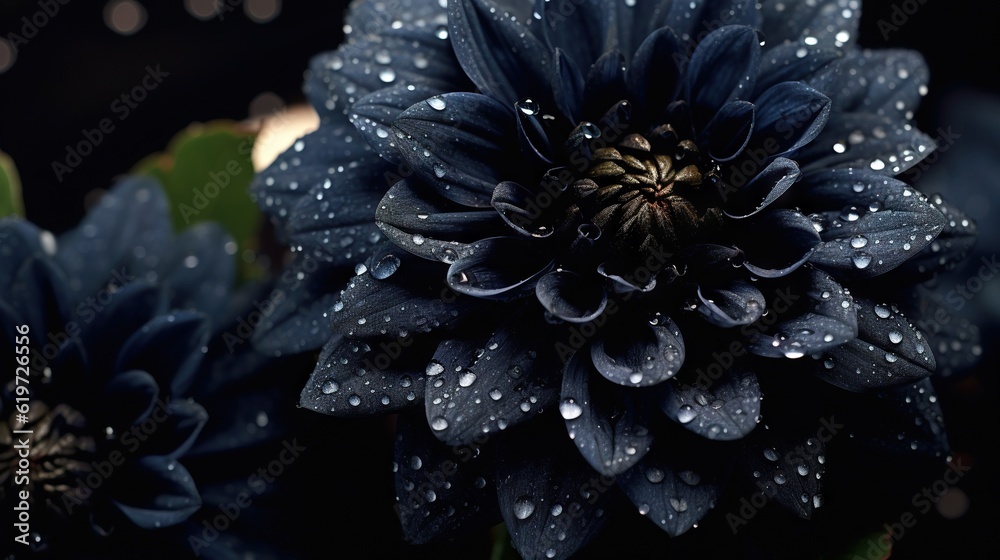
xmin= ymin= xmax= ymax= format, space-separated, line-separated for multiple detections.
xmin=535 ymin=270 xmax=607 ymax=323
xmin=591 ymin=315 xmax=684 ymax=387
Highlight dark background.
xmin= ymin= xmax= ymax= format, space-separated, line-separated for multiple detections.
xmin=1 ymin=0 xmax=996 ymax=558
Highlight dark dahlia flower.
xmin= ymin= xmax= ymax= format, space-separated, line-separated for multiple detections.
xmin=252 ymin=0 xmax=978 ymax=556
xmin=0 ymin=178 xmax=306 ymax=558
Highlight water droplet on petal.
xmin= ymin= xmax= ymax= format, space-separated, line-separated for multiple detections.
xmin=321 ymin=380 xmax=339 ymax=394
xmin=677 ymin=404 xmax=697 ymax=424
xmin=559 ymin=398 xmax=583 ymax=420
xmin=431 ymin=416 xmax=449 ymax=431
xmin=426 ymin=96 xmax=447 ymax=111
xmin=513 ymin=496 xmax=536 ymax=520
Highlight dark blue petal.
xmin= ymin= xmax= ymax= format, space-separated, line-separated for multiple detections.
xmin=561 ymin=350 xmax=654 ymax=475
xmin=733 ymin=209 xmax=820 ymax=278
xmin=112 ymin=456 xmax=201 ymax=529
xmin=795 ymin=113 xmax=936 ymax=175
xmin=350 ymin=83 xmax=448 ymax=165
xmin=495 ymin=416 xmax=611 ymax=560
xmin=251 ymin=258 xmax=344 ymax=356
xmin=891 ymin=194 xmax=977 ymax=281
xmin=617 ymin=437 xmax=729 ymax=536
xmin=582 ymin=50 xmax=629 ymax=122
xmin=836 ymin=379 xmax=948 ymax=457
xmin=79 ymin=280 xmax=163 ymax=382
xmin=55 ymin=177 xmax=171 ymax=299
xmin=103 ymin=370 xmax=159 ymax=432
xmin=702 ymin=100 xmax=754 ymax=162
xmin=331 ymin=256 xmax=480 ymax=337
xmin=250 ymin=120 xmax=383 ymax=234
xmin=738 ymin=414 xmax=827 ymax=520
xmin=590 ymin=315 xmax=684 ymax=387
xmin=551 ymin=48 xmax=585 ymax=122
xmin=446 ymin=236 xmax=554 ymax=299
xmin=745 ymin=267 xmax=858 ymax=359
xmin=754 ymin=45 xmax=841 ymax=97
xmin=0 ymin=218 xmax=44 ymax=299
xmin=662 ymin=367 xmax=761 ymax=441
xmin=760 ymin=0 xmax=859 ymax=50
xmin=535 ymin=270 xmax=607 ymax=323
xmin=393 ymin=411 xmax=500 ymax=543
xmin=691 ymin=280 xmax=766 ymax=328
xmin=10 ymin=257 xmax=73 ymax=346
xmin=141 ymin=399 xmax=209 ymax=460
xmin=377 ymin=179 xmax=507 ymax=262
xmin=747 ymin=81 xmax=831 ymax=158
xmin=299 ymin=335 xmax=429 ymax=417
xmin=163 ymin=223 xmax=234 ymax=322
xmin=449 ymin=0 xmax=552 ymax=107
xmin=801 ymin=170 xmax=947 ymax=279
xmin=627 ymin=27 xmax=684 ymax=119
xmin=492 ymin=181 xmax=557 ymax=238
xmin=684 ymin=26 xmax=761 ymax=125
xmin=117 ymin=311 xmax=210 ymax=397
xmin=424 ymin=304 xmax=561 ymax=444
xmin=808 ymin=49 xmax=929 ymax=121
xmin=815 ymin=299 xmax=935 ymax=391
xmin=393 ymin=92 xmax=517 ymax=208
xmin=724 ymin=157 xmax=799 ymax=219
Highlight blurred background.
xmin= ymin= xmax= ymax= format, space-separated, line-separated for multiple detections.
xmin=0 ymin=0 xmax=996 ymax=558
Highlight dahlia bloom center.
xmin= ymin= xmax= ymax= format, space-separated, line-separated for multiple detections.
xmin=578 ymin=124 xmax=724 ymax=255
xmin=2 ymin=402 xmax=95 ymax=518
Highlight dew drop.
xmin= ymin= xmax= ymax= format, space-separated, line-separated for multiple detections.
xmin=669 ymin=498 xmax=688 ymax=512
xmin=371 ymin=254 xmax=402 ymax=280
xmin=850 ymin=235 xmax=868 ymax=248
xmin=348 ymin=394 xmax=361 ymax=406
xmin=645 ymin=468 xmax=665 ymax=483
xmin=559 ymin=398 xmax=583 ymax=420
xmin=874 ymin=305 xmax=891 ymax=319
xmin=426 ymin=361 xmax=445 ymax=376
xmin=458 ymin=371 xmax=477 ymax=387
xmin=378 ymin=68 xmax=396 ymax=83
xmin=516 ymin=98 xmax=539 ymax=116
xmin=514 ymin=496 xmax=536 ymax=520
xmin=431 ymin=416 xmax=449 ymax=431
xmin=763 ymin=448 xmax=779 ymax=462
xmin=489 ymin=388 xmax=503 ymax=401
xmin=888 ymin=331 xmax=903 ymax=344
xmin=426 ymin=97 xmax=447 ymax=111
xmin=677 ymin=404 xmax=697 ymax=424
xmin=852 ymin=253 xmax=872 ymax=269
xmin=321 ymin=380 xmax=339 ymax=394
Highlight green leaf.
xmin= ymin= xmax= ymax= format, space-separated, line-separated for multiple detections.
xmin=132 ymin=122 xmax=261 ymax=279
xmin=0 ymin=151 xmax=24 ymax=218
xmin=490 ymin=524 xmax=521 ymax=560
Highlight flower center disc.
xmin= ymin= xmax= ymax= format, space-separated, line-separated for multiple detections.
xmin=2 ymin=402 xmax=96 ymax=520
xmin=579 ymin=127 xmax=724 ymax=257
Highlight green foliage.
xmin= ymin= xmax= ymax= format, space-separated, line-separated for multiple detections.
xmin=133 ymin=122 xmax=261 ymax=279
xmin=0 ymin=151 xmax=24 ymax=218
